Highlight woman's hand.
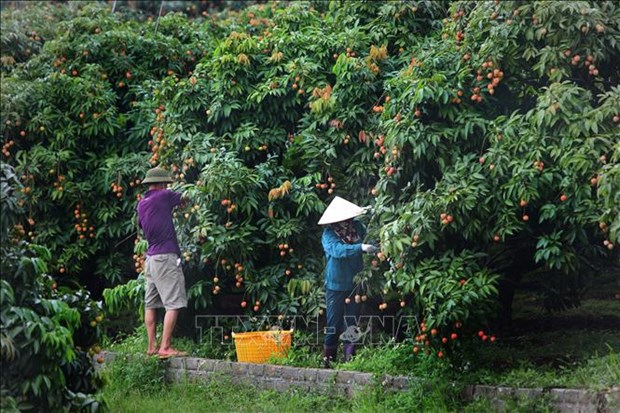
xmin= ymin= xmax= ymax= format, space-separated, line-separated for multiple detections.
xmin=361 ymin=244 xmax=377 ymax=254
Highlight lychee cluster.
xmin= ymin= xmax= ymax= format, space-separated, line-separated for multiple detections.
xmin=73 ymin=203 xmax=95 ymax=240
xmin=2 ymin=139 xmax=15 ymax=157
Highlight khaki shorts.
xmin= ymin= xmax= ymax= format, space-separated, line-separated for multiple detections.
xmin=144 ymin=253 xmax=187 ymax=310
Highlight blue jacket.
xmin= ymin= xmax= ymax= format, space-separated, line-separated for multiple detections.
xmin=322 ymin=220 xmax=366 ymax=291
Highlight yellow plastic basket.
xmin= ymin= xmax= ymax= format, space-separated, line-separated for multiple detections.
xmin=232 ymin=329 xmax=293 ymax=363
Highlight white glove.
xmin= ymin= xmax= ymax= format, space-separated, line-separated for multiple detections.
xmin=361 ymin=244 xmax=378 ymax=254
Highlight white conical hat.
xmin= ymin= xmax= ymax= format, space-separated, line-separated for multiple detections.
xmin=318 ymin=196 xmax=369 ymax=225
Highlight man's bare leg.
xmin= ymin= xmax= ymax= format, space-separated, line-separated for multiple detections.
xmin=145 ymin=308 xmax=159 ymax=355
xmin=158 ymin=309 xmax=186 ymax=357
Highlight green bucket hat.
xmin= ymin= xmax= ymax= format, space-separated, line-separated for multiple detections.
xmin=142 ymin=167 xmax=173 ymax=184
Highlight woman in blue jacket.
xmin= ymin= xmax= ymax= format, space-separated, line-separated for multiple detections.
xmin=318 ymin=196 xmax=376 ymax=368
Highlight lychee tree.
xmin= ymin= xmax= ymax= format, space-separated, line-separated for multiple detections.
xmin=1 ymin=163 xmax=105 ymax=412
xmin=1 ymin=2 xmax=212 ymax=291
xmin=2 ymin=0 xmax=618 ymax=359
xmin=365 ymin=0 xmax=620 ymax=354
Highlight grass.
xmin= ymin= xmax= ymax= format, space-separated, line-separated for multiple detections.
xmin=101 ymin=329 xmax=618 ymax=412
xmin=102 ymin=358 xmax=468 ymax=413
xmin=104 ymin=376 xmax=348 ymax=413
xmin=470 ymin=349 xmax=620 ymax=391
xmin=102 ymin=356 xmax=565 ymax=413
xmin=102 ymin=270 xmax=620 ymax=411
xmin=104 ymin=325 xmax=198 ymax=357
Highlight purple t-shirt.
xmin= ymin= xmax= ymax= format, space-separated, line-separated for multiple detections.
xmin=137 ymin=189 xmax=182 ymax=257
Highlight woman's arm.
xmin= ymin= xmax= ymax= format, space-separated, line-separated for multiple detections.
xmin=322 ymin=228 xmax=363 ymax=258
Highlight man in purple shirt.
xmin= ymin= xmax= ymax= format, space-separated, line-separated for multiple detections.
xmin=137 ymin=167 xmax=188 ymax=358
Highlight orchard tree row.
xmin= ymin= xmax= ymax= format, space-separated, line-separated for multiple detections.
xmin=2 ymin=0 xmax=619 ymax=366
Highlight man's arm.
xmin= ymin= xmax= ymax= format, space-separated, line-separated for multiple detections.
xmin=169 ymin=190 xmax=188 ymax=209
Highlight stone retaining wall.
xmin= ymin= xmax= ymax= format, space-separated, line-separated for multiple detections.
xmin=99 ymin=352 xmax=620 ymax=412
xmin=463 ymin=385 xmax=620 ymax=412
xmin=164 ymin=357 xmax=413 ymax=398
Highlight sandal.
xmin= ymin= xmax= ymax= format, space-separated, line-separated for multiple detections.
xmin=158 ymin=350 xmax=188 ymax=359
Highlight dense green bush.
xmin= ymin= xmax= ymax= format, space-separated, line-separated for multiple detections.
xmin=0 ymin=164 xmax=105 ymax=412
xmin=370 ymin=0 xmax=620 ymax=345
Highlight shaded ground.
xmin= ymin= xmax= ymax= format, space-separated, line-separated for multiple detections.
xmin=483 ymin=266 xmax=620 ymax=369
